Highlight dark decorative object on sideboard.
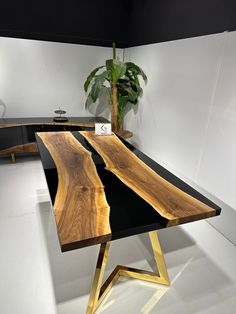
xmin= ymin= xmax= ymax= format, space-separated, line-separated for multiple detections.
xmin=53 ymin=107 xmax=68 ymax=122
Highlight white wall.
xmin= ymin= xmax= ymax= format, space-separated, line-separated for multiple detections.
xmin=0 ymin=37 xmax=122 ymax=118
xmin=124 ymin=32 xmax=236 ymax=243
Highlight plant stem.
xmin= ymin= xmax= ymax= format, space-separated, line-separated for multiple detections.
xmin=111 ymin=83 xmax=118 ymax=131
xmin=112 ymin=42 xmax=116 ymax=60
xmin=118 ymin=109 xmax=123 ymax=131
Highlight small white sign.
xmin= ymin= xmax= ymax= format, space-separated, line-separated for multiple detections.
xmin=95 ymin=123 xmax=112 ymax=136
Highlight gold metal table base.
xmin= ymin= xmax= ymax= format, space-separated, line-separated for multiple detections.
xmin=86 ymin=231 xmax=170 ymax=314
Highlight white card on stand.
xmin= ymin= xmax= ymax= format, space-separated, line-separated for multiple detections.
xmin=95 ymin=123 xmax=112 ymax=135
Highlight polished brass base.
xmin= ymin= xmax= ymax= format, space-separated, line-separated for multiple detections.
xmin=86 ymin=231 xmax=170 ymax=314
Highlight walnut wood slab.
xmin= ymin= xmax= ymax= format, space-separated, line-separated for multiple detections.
xmin=80 ymin=131 xmax=216 ymax=226
xmin=37 ymin=132 xmax=111 ymax=251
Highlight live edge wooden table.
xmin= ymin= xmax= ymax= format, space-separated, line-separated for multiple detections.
xmin=36 ymin=131 xmax=221 ymax=314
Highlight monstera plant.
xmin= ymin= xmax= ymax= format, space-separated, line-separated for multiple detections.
xmin=84 ymin=43 xmax=147 ymax=133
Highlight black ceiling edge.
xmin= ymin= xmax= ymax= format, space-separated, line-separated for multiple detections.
xmin=0 ymin=30 xmax=128 ymax=49
xmin=124 ymin=30 xmax=230 ymax=48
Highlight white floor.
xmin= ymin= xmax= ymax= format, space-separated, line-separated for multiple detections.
xmin=0 ymin=156 xmax=236 ymax=314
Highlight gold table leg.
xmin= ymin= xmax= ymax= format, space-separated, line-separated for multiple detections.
xmin=86 ymin=231 xmax=170 ymax=314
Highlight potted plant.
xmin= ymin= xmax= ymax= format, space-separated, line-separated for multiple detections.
xmin=84 ymin=43 xmax=147 ymax=136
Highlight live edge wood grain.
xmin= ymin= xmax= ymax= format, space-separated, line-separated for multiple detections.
xmin=37 ymin=132 xmax=111 ymax=251
xmin=80 ymin=131 xmax=217 ymax=227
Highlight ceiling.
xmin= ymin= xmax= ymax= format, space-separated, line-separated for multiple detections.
xmin=0 ymin=0 xmax=235 ymax=48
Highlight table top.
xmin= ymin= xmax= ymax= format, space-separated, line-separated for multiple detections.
xmin=36 ymin=131 xmax=221 ymax=252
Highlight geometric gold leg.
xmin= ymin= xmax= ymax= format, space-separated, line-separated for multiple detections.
xmin=86 ymin=242 xmax=111 ymax=314
xmin=86 ymin=231 xmax=170 ymax=314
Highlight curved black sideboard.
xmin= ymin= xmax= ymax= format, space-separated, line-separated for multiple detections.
xmin=0 ymin=117 xmax=108 ymax=161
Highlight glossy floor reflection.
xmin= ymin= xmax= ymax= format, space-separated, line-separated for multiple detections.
xmin=0 ymin=156 xmax=236 ymax=314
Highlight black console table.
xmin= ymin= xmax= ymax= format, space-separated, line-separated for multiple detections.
xmin=0 ymin=117 xmax=108 ymax=162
